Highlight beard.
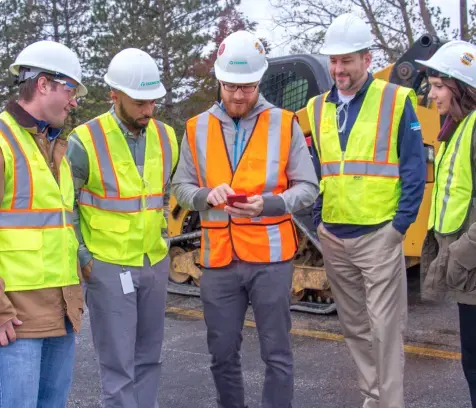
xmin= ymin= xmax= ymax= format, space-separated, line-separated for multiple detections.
xmin=222 ymin=93 xmax=259 ymax=118
xmin=118 ymin=101 xmax=151 ymax=131
xmin=333 ymin=73 xmax=356 ymax=91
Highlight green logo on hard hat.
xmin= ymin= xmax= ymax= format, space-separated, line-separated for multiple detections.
xmin=140 ymin=80 xmax=161 ymax=87
xmin=229 ymin=61 xmax=248 ymax=65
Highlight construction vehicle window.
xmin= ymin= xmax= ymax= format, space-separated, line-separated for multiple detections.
xmin=260 ymin=71 xmax=309 ymax=112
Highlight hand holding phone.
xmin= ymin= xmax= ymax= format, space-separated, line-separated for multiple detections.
xmin=226 ymin=194 xmax=248 ymax=207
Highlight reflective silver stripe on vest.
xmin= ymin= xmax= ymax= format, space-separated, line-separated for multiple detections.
xmin=321 ymin=162 xmax=340 ymax=176
xmin=374 ymin=83 xmax=399 ymax=162
xmin=438 ymin=113 xmax=475 ymax=231
xmin=344 ymin=162 xmax=400 ymax=177
xmin=0 ymin=119 xmax=32 ymax=209
xmin=203 ymin=228 xmax=211 ymax=268
xmin=267 ymin=224 xmax=283 ymax=262
xmin=313 ymin=95 xmax=326 ymax=154
xmin=87 ymin=118 xmax=119 ymax=197
xmin=0 ymin=210 xmax=72 ymax=228
xmin=264 ymin=109 xmax=283 ymax=191
xmin=154 ymin=120 xmax=173 ymax=185
xmin=79 ymin=190 xmax=163 ymax=212
xmin=200 ymin=209 xmax=229 ymax=222
xmin=194 ymin=113 xmax=210 ymax=187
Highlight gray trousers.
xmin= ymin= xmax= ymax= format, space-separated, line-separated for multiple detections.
xmin=200 ymin=261 xmax=294 ymax=408
xmin=85 ymin=255 xmax=169 ymax=408
xmin=318 ymin=222 xmax=407 ymax=408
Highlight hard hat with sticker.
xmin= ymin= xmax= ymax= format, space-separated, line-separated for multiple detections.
xmin=214 ymin=31 xmax=268 ymax=84
xmin=416 ymin=40 xmax=476 ymax=88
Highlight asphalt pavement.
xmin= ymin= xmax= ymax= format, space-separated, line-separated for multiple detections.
xmin=67 ymin=268 xmax=472 ymax=408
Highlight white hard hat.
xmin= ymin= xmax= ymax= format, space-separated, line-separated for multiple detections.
xmin=416 ymin=40 xmax=476 ymax=88
xmin=320 ymin=13 xmax=374 ymax=56
xmin=104 ymin=48 xmax=166 ymax=100
xmin=214 ymin=31 xmax=268 ymax=84
xmin=9 ymin=40 xmax=87 ymax=97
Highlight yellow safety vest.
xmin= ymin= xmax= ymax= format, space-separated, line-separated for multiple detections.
xmin=429 ymin=111 xmax=476 ymax=235
xmin=74 ymin=112 xmax=178 ymax=267
xmin=0 ymin=111 xmax=79 ymax=292
xmin=307 ymin=78 xmax=416 ymax=225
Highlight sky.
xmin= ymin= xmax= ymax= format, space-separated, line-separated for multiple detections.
xmin=238 ymin=0 xmax=463 ymax=57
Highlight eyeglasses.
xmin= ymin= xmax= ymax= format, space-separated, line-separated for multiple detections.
xmin=222 ymin=83 xmax=259 ymax=94
xmin=50 ymin=78 xmax=79 ymax=100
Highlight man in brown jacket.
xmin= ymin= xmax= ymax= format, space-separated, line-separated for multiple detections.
xmin=0 ymin=40 xmax=86 ymax=408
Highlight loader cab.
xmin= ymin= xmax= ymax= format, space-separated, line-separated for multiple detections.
xmin=260 ymin=54 xmax=333 ymax=112
xmin=260 ymin=54 xmax=333 ymax=149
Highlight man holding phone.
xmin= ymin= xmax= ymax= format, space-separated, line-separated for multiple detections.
xmin=171 ymin=30 xmax=318 ymax=408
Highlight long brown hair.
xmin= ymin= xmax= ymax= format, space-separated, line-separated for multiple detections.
xmin=442 ymin=78 xmax=476 ymax=122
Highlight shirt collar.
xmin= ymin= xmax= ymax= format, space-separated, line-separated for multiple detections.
xmin=326 ymin=73 xmax=374 ymax=104
xmin=109 ymin=106 xmax=146 ymax=138
xmin=5 ymin=100 xmax=63 ymax=140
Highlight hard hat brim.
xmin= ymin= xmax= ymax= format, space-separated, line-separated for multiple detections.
xmin=9 ymin=62 xmax=88 ymax=97
xmin=104 ymin=75 xmax=166 ymax=100
xmin=320 ymin=42 xmax=373 ymax=56
xmin=414 ymin=59 xmax=448 ymax=76
xmin=214 ymin=61 xmax=268 ymax=84
xmin=415 ymin=58 xmax=476 ymax=88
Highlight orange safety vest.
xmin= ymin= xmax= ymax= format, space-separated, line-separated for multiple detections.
xmin=187 ymin=108 xmax=298 ymax=268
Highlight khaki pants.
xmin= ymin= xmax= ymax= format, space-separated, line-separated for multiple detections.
xmin=317 ymin=222 xmax=407 ymax=408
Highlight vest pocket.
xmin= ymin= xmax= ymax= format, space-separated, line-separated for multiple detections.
xmin=89 ymin=215 xmax=130 ymax=260
xmin=231 ymin=220 xmax=297 ymax=263
xmin=0 ymin=229 xmax=44 ymax=288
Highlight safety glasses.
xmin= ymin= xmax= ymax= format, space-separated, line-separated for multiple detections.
xmin=51 ymin=78 xmax=79 ymax=100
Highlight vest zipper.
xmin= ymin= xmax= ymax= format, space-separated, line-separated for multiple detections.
xmin=233 ymin=121 xmax=241 ymax=171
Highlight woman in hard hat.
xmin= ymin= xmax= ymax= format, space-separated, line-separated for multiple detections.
xmin=419 ymin=40 xmax=476 ymax=407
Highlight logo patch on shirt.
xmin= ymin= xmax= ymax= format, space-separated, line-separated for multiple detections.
xmin=410 ymin=121 xmax=421 ymax=131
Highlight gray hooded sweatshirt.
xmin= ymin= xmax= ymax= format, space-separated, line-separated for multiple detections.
xmin=171 ymin=95 xmax=319 ymax=216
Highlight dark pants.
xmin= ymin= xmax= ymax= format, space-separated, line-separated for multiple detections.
xmin=459 ymin=303 xmax=476 ymax=408
xmin=200 ymin=261 xmax=294 ymax=408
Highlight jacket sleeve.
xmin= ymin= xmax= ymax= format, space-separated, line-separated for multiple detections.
xmin=170 ymin=131 xmax=212 ymax=211
xmin=449 ymin=223 xmax=476 ymax=271
xmin=66 ymin=132 xmax=93 ymax=268
xmin=392 ymin=97 xmax=427 ymax=235
xmin=0 ymin=147 xmax=17 ymax=325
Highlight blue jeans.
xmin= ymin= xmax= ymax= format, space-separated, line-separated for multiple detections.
xmin=0 ymin=318 xmax=75 ymax=408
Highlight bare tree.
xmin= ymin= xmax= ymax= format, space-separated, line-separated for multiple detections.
xmin=470 ymin=4 xmax=476 ymax=43
xmin=419 ymin=0 xmax=437 ymax=37
xmin=460 ymin=0 xmax=469 ymax=40
xmin=270 ymin=0 xmax=452 ymax=67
